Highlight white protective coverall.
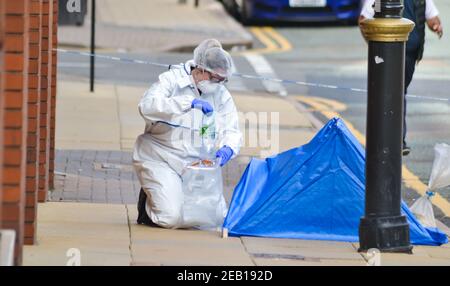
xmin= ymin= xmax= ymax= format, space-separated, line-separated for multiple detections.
xmin=133 ymin=60 xmax=242 ymax=228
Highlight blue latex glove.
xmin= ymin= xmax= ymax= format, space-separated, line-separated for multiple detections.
xmin=216 ymin=146 xmax=234 ymax=167
xmin=191 ymin=98 xmax=213 ymax=115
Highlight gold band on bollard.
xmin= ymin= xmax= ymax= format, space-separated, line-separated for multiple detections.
xmin=360 ymin=18 xmax=415 ymax=42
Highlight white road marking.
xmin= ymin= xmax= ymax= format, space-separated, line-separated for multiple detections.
xmin=244 ymin=53 xmax=288 ymax=97
xmin=227 ymin=67 xmax=247 ymax=92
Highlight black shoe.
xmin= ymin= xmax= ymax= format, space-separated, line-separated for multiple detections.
xmin=137 ymin=188 xmax=157 ymax=226
xmin=402 ymin=145 xmax=411 ymax=156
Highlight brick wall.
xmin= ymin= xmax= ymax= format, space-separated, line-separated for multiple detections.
xmin=1 ymin=0 xmax=30 ymax=266
xmin=38 ymin=0 xmax=52 ymax=203
xmin=24 ymin=0 xmax=42 ymax=245
xmin=0 ymin=0 xmax=4 ymax=227
xmin=0 ymin=0 xmax=57 ymax=265
xmin=49 ymin=0 xmax=57 ymax=191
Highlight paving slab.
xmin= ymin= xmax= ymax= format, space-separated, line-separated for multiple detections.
xmin=378 ymin=255 xmax=450 ymax=266
xmin=23 ymin=202 xmax=131 ymax=266
xmin=254 ymin=257 xmax=367 ymax=266
xmin=127 ymin=205 xmax=254 ymax=266
xmin=242 ymin=237 xmax=365 ymax=262
xmin=419 ymin=246 xmax=450 ymax=260
xmin=243 ymin=236 xmax=358 ymax=251
xmin=56 ymin=81 xmax=121 ymax=150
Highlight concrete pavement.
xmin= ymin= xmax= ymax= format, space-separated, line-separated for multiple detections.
xmin=23 ymin=202 xmax=450 ymax=266
xmin=23 ymin=203 xmax=131 ymax=266
xmin=58 ymin=0 xmax=253 ymax=52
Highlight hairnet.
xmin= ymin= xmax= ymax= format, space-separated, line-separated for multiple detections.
xmin=193 ymin=39 xmax=234 ymax=79
xmin=193 ymin=39 xmax=222 ymax=59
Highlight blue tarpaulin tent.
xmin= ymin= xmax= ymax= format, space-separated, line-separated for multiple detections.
xmin=223 ymin=118 xmax=448 ymax=246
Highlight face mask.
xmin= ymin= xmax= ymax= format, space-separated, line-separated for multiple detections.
xmin=197 ymin=80 xmax=221 ymax=94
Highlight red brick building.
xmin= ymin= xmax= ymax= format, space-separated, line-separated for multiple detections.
xmin=0 ymin=0 xmax=57 ymax=266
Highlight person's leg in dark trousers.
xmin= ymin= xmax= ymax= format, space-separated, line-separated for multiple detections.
xmin=137 ymin=188 xmax=158 ymax=226
xmin=403 ymin=51 xmax=417 ymax=154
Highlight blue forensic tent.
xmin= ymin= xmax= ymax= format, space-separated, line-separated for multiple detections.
xmin=223 ymin=118 xmax=448 ymax=246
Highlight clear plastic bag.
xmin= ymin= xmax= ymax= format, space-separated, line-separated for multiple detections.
xmin=410 ymin=192 xmax=437 ymax=228
xmin=427 ymin=143 xmax=450 ymax=191
xmin=410 ymin=143 xmax=450 ymax=228
xmin=181 ymin=159 xmax=227 ymax=230
xmin=189 ymin=110 xmax=217 ymax=159
xmin=199 ymin=113 xmax=217 ymax=160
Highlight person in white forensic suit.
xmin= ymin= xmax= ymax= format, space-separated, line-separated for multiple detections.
xmin=133 ymin=39 xmax=242 ymax=229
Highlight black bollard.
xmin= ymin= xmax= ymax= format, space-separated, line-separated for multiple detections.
xmin=358 ymin=0 xmax=414 ymax=253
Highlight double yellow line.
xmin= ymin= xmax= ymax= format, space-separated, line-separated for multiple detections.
xmin=245 ymin=27 xmax=293 ymax=54
xmin=297 ymin=95 xmax=450 ymax=218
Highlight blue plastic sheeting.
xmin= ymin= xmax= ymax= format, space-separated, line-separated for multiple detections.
xmin=223 ymin=118 xmax=448 ymax=246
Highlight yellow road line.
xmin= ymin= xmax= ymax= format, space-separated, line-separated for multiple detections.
xmin=299 ymin=96 xmax=347 ymax=112
xmin=402 ymin=167 xmax=450 ymax=216
xmin=243 ymin=27 xmax=293 ymax=55
xmin=262 ymin=27 xmax=293 ymax=53
xmin=296 ymin=95 xmax=450 ymax=217
xmin=248 ymin=27 xmax=279 ymax=53
xmin=297 ymin=96 xmax=365 ymax=145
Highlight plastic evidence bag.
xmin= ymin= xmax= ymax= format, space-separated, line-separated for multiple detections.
xmin=181 ymin=159 xmax=228 ymax=230
xmin=411 ymin=143 xmax=450 ymax=228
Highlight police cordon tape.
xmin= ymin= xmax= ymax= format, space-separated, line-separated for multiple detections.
xmin=55 ymin=48 xmax=450 ymax=103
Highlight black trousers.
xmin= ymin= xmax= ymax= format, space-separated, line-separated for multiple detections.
xmin=404 ymin=50 xmax=418 ymax=146
xmin=137 ymin=188 xmax=155 ymax=226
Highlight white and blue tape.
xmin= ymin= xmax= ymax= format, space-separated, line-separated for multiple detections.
xmin=55 ymin=48 xmax=450 ymax=103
